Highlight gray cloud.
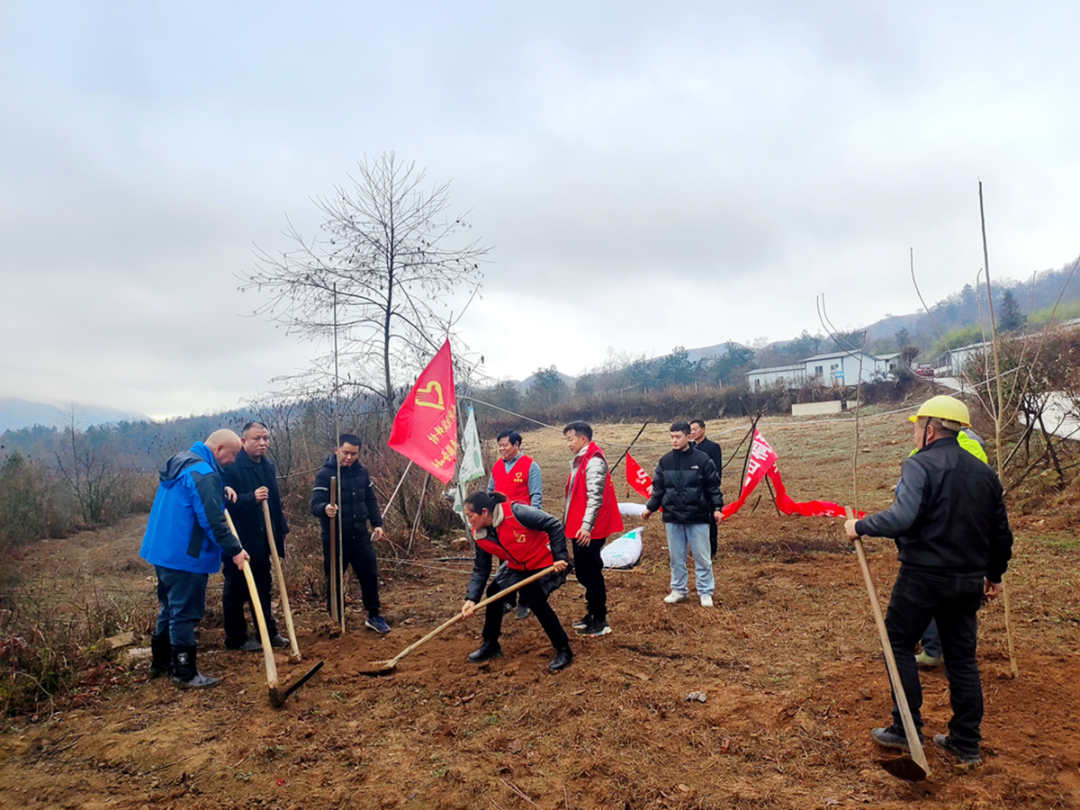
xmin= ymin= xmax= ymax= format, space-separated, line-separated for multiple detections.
xmin=2 ymin=1 xmax=1078 ymax=412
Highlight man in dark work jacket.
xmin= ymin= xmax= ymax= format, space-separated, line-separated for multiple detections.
xmin=221 ymin=421 xmax=290 ymax=651
xmin=689 ymin=419 xmax=724 ymax=558
xmin=311 ymin=433 xmax=390 ymax=634
xmin=844 ymin=395 xmax=1013 ymax=767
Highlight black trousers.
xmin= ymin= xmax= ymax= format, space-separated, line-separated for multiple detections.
xmin=481 ymin=576 xmax=570 ymax=651
xmin=572 ymin=535 xmax=608 ymax=622
xmin=324 ymin=533 xmax=380 ymax=617
xmin=221 ymin=555 xmax=279 ymax=647
xmin=884 ymin=568 xmax=985 ymax=755
xmin=708 ymin=520 xmax=718 ymax=558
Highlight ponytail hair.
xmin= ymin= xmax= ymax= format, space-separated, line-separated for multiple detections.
xmin=464 ymin=491 xmax=507 ymax=514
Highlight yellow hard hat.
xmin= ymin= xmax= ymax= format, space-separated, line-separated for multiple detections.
xmin=909 ymin=395 xmax=971 ymax=429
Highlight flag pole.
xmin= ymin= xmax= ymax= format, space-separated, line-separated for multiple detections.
xmin=608 ymin=420 xmax=650 ymax=476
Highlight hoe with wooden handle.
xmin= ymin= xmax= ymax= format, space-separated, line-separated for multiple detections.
xmin=359 ymin=565 xmax=561 ymax=676
xmin=845 ymin=506 xmax=930 ymax=782
xmin=225 ymin=510 xmax=323 ymax=707
xmin=262 ymin=500 xmax=302 ymax=663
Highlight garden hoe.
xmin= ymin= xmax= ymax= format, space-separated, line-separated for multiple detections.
xmin=225 ymin=511 xmax=323 ymax=708
xmin=359 ymin=565 xmax=560 ymax=676
xmin=262 ymin=500 xmax=302 ymax=663
xmin=846 ymin=506 xmax=930 ymax=782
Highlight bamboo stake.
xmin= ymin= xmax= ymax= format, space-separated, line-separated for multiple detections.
xmin=978 ymin=182 xmax=1019 ymax=678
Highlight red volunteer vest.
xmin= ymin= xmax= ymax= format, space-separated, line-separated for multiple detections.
xmin=473 ymin=504 xmax=554 ymax=571
xmin=564 ymin=442 xmax=624 ymax=539
xmin=491 ymin=455 xmax=534 ymax=505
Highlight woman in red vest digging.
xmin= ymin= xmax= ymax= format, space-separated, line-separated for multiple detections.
xmin=460 ymin=491 xmax=574 ymax=672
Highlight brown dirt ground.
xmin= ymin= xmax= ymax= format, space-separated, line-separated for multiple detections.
xmin=1 ymin=413 xmax=1078 ymax=809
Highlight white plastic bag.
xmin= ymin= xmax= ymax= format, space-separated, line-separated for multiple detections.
xmin=601 ymin=527 xmax=643 ymax=568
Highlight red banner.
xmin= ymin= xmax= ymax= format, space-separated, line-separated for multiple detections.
xmin=720 ymin=429 xmax=862 ymax=520
xmin=387 ymin=341 xmax=458 ymax=484
xmin=625 ymin=451 xmax=653 ymax=499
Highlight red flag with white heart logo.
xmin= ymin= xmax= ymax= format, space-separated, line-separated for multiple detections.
xmin=388 ymin=340 xmax=458 ymax=483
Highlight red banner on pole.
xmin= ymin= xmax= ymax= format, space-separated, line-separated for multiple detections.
xmin=720 ymin=429 xmax=862 ymax=520
xmin=387 ymin=340 xmax=458 ymax=484
xmin=625 ymin=451 xmax=653 ymax=499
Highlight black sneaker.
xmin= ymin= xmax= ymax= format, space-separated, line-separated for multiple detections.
xmin=237 ymin=639 xmax=263 ymax=653
xmin=872 ymin=726 xmax=922 ymax=752
xmin=467 ymin=640 xmax=503 ymax=664
xmin=514 ymin=605 xmax=532 ymax=621
xmin=576 ymin=617 xmax=611 ymax=637
xmin=269 ymin=634 xmax=290 ymax=648
xmin=933 ymin=734 xmax=981 ymax=765
xmin=572 ymin=613 xmax=592 ymax=630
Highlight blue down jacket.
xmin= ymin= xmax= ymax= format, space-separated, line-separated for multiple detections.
xmin=140 ymin=442 xmax=243 ymax=574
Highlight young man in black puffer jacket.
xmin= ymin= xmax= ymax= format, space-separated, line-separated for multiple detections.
xmin=642 ymin=421 xmax=724 ymax=608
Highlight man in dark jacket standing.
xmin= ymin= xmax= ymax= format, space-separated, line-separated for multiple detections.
xmin=140 ymin=430 xmax=249 ymax=688
xmin=221 ymin=421 xmax=290 ymax=652
xmin=689 ymin=419 xmax=724 ymax=558
xmin=311 ymin=433 xmax=390 ymax=634
xmin=642 ymin=421 xmax=724 ymax=608
xmin=844 ymin=395 xmax=1013 ymax=766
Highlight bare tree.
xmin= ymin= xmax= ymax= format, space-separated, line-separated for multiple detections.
xmin=242 ymin=152 xmax=490 ymax=412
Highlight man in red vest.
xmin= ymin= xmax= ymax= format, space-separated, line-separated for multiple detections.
xmin=487 ymin=429 xmax=543 ymax=620
xmin=563 ymin=421 xmax=624 ymax=637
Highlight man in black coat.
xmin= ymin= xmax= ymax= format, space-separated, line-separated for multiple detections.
xmin=689 ymin=419 xmax=724 ymax=558
xmin=310 ymin=433 xmax=390 ymax=634
xmin=221 ymin=421 xmax=290 ymax=652
xmin=642 ymin=421 xmax=724 ymax=608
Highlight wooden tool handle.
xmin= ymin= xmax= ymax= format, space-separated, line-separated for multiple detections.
xmin=388 ymin=564 xmax=561 ymax=665
xmin=263 ymin=500 xmax=301 ymax=662
xmin=846 ymin=507 xmax=928 ymax=776
xmin=225 ymin=510 xmax=278 ymax=688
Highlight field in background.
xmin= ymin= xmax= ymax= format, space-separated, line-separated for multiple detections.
xmin=0 ymin=413 xmax=1077 ymax=809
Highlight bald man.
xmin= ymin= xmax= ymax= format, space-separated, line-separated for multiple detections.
xmin=140 ymin=429 xmax=250 ymax=688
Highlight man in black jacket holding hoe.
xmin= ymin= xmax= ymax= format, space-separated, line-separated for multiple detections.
xmin=311 ymin=433 xmax=390 ymax=634
xmin=221 ymin=421 xmax=290 ymax=652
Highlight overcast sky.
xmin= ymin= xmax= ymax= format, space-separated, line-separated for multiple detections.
xmin=2 ymin=1 xmax=1078 ymax=420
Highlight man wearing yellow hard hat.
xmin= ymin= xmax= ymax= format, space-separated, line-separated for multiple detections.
xmin=844 ymin=394 xmax=1013 ymax=766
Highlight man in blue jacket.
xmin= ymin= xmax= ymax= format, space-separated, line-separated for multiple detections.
xmin=140 ymin=429 xmax=250 ymax=688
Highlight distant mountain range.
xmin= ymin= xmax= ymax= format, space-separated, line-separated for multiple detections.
xmin=0 ymin=398 xmax=151 ymax=434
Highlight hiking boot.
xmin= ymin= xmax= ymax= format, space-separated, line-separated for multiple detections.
xmin=700 ymin=595 xmax=714 ymax=608
xmin=171 ymin=646 xmax=218 ymax=689
xmin=933 ymin=734 xmax=981 ymax=765
xmin=915 ymin=651 xmax=944 ymax=667
xmin=872 ymin=726 xmax=921 ymax=752
xmin=149 ymin=633 xmax=172 ymax=678
xmin=664 ymin=591 xmax=688 ymax=604
xmin=547 ymin=647 xmax=573 ymax=672
xmin=270 ymin=634 xmax=291 ymax=648
xmin=365 ymin=615 xmax=391 ymax=634
xmin=572 ymin=613 xmax=593 ymax=630
xmin=576 ymin=617 xmax=611 ymax=637
xmin=515 ymin=604 xmax=532 ymax=621
xmin=467 ymin=640 xmax=503 ymax=664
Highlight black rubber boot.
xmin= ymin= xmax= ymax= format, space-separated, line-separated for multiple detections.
xmin=467 ymin=639 xmax=503 ymax=664
xmin=547 ymin=647 xmax=574 ymax=672
xmin=149 ymin=633 xmax=172 ymax=678
xmin=171 ymin=645 xmax=219 ymax=689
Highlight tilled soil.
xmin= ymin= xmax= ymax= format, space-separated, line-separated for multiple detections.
xmin=2 ymin=413 xmax=1078 ymax=809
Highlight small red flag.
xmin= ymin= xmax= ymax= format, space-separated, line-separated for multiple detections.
xmin=387 ymin=341 xmax=458 ymax=484
xmin=625 ymin=451 xmax=653 ymax=499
